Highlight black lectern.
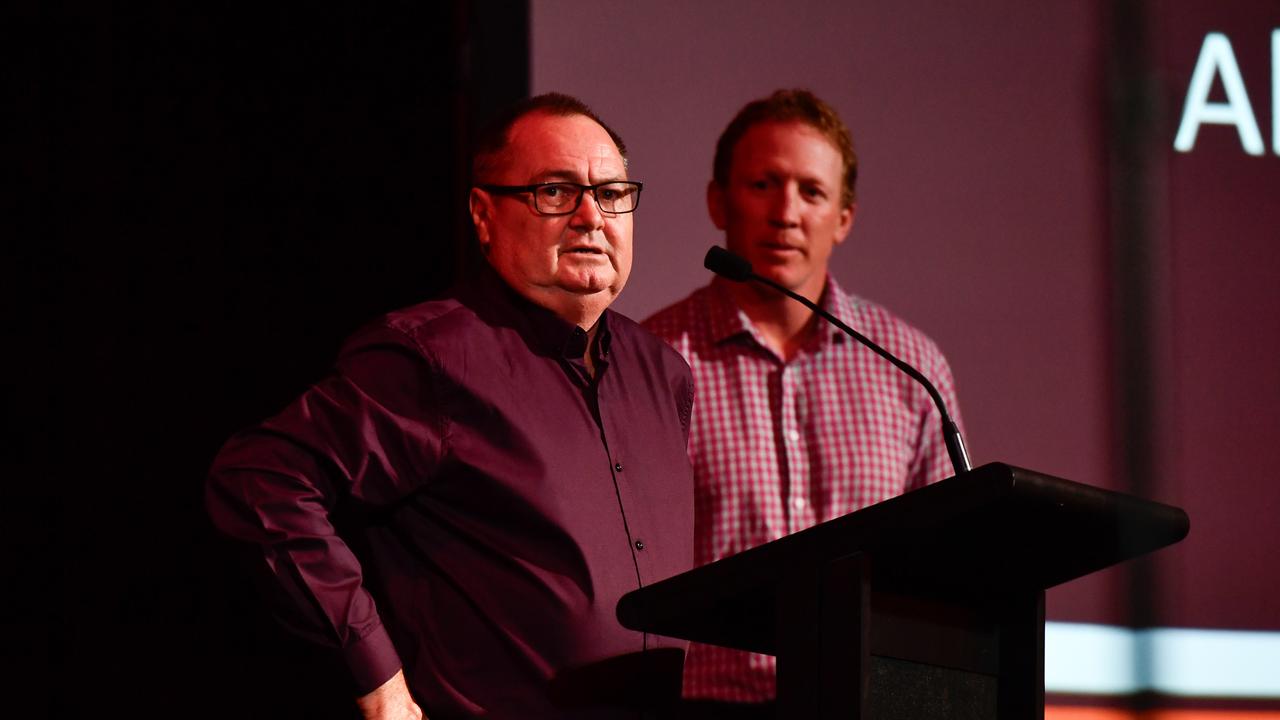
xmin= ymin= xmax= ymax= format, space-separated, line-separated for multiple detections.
xmin=617 ymin=463 xmax=1189 ymax=719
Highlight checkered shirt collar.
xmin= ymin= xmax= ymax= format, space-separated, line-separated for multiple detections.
xmin=706 ymin=274 xmax=862 ymax=350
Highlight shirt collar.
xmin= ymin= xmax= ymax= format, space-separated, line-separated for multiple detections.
xmin=707 ymin=274 xmax=861 ymax=351
xmin=458 ymin=261 xmax=611 ymax=362
xmin=820 ymin=275 xmax=862 ymax=344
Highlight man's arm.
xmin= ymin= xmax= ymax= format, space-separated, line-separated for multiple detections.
xmin=907 ymin=344 xmax=966 ymax=489
xmin=206 ymin=337 xmax=444 ymax=706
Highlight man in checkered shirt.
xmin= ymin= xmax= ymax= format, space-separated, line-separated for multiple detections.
xmin=643 ymin=89 xmax=965 ymax=719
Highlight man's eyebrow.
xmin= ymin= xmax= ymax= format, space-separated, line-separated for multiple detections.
xmin=768 ymin=169 xmax=829 ymax=188
xmin=531 ymin=169 xmax=585 ymax=183
xmin=531 ymin=170 xmax=629 ymax=184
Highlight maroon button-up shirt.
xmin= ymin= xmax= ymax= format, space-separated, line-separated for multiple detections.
xmin=207 ymin=267 xmax=695 ymax=718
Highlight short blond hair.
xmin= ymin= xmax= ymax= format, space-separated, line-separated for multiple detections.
xmin=712 ymin=89 xmax=857 ymax=206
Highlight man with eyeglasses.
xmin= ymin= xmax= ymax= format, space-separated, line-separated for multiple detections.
xmin=644 ymin=89 xmax=964 ymax=719
xmin=208 ymin=93 xmax=694 ymax=719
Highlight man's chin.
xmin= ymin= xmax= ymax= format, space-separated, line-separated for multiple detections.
xmin=557 ymin=272 xmax=622 ymax=297
xmin=753 ymin=266 xmax=802 ymax=291
xmin=561 ymin=287 xmax=623 ymax=307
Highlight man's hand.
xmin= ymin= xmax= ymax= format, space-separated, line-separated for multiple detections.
xmin=356 ymin=669 xmax=424 ymax=720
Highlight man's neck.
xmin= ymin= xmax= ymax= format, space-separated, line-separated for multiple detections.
xmin=527 ymin=288 xmax=610 ymax=334
xmin=725 ymin=279 xmax=825 ymax=362
xmin=502 ymin=281 xmax=608 ymax=376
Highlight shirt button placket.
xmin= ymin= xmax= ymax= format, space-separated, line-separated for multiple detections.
xmin=781 ymin=366 xmax=799 ymax=534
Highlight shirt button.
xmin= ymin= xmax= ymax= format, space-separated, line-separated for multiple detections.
xmin=614 ymin=462 xmax=624 ymax=472
xmin=634 ymin=540 xmax=645 ymax=551
xmin=788 ymin=430 xmax=801 ymax=443
xmin=792 ymin=497 xmax=806 ymax=510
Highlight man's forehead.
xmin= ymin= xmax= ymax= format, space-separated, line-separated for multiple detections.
xmin=506 ymin=112 xmax=624 ymax=173
xmin=738 ymin=120 xmax=836 ymax=153
xmin=732 ymin=121 xmax=841 ymax=171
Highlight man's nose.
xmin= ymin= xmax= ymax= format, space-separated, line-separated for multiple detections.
xmin=569 ymin=188 xmax=605 ymax=230
xmin=768 ymin=185 xmax=801 ymax=228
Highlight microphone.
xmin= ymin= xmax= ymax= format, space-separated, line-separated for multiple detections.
xmin=704 ymin=246 xmax=973 ymax=476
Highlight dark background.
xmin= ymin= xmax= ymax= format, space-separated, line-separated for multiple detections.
xmin=11 ymin=0 xmax=1280 ymax=716
xmin=10 ymin=2 xmax=527 ymax=716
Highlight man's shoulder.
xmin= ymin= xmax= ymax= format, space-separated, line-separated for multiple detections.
xmin=611 ymin=310 xmax=693 ymax=377
xmin=837 ymin=288 xmax=949 ymax=369
xmin=341 ymin=296 xmax=480 ymax=359
xmin=381 ymin=296 xmax=470 ymax=334
xmin=641 ymin=285 xmax=718 ymax=344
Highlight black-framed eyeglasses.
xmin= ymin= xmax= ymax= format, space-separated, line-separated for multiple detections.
xmin=476 ymin=181 xmax=644 ymax=215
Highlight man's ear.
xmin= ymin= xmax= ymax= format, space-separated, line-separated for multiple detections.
xmin=707 ymin=181 xmax=728 ymax=231
xmin=833 ymin=202 xmax=856 ymax=247
xmin=469 ymin=187 xmax=492 ymax=248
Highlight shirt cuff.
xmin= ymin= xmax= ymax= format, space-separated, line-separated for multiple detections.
xmin=343 ymin=621 xmax=404 ymax=696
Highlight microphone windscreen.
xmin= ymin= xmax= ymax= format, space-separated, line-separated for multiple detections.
xmin=704 ymin=246 xmax=754 ymax=282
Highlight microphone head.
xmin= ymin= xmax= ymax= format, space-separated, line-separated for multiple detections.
xmin=704 ymin=246 xmax=754 ymax=282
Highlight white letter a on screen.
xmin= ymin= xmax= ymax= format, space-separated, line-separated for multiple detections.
xmin=1273 ymin=29 xmax=1279 ymax=155
xmin=1173 ymin=32 xmax=1264 ymax=156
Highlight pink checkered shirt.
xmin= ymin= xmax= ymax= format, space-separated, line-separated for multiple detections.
xmin=642 ymin=276 xmax=964 ymax=702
